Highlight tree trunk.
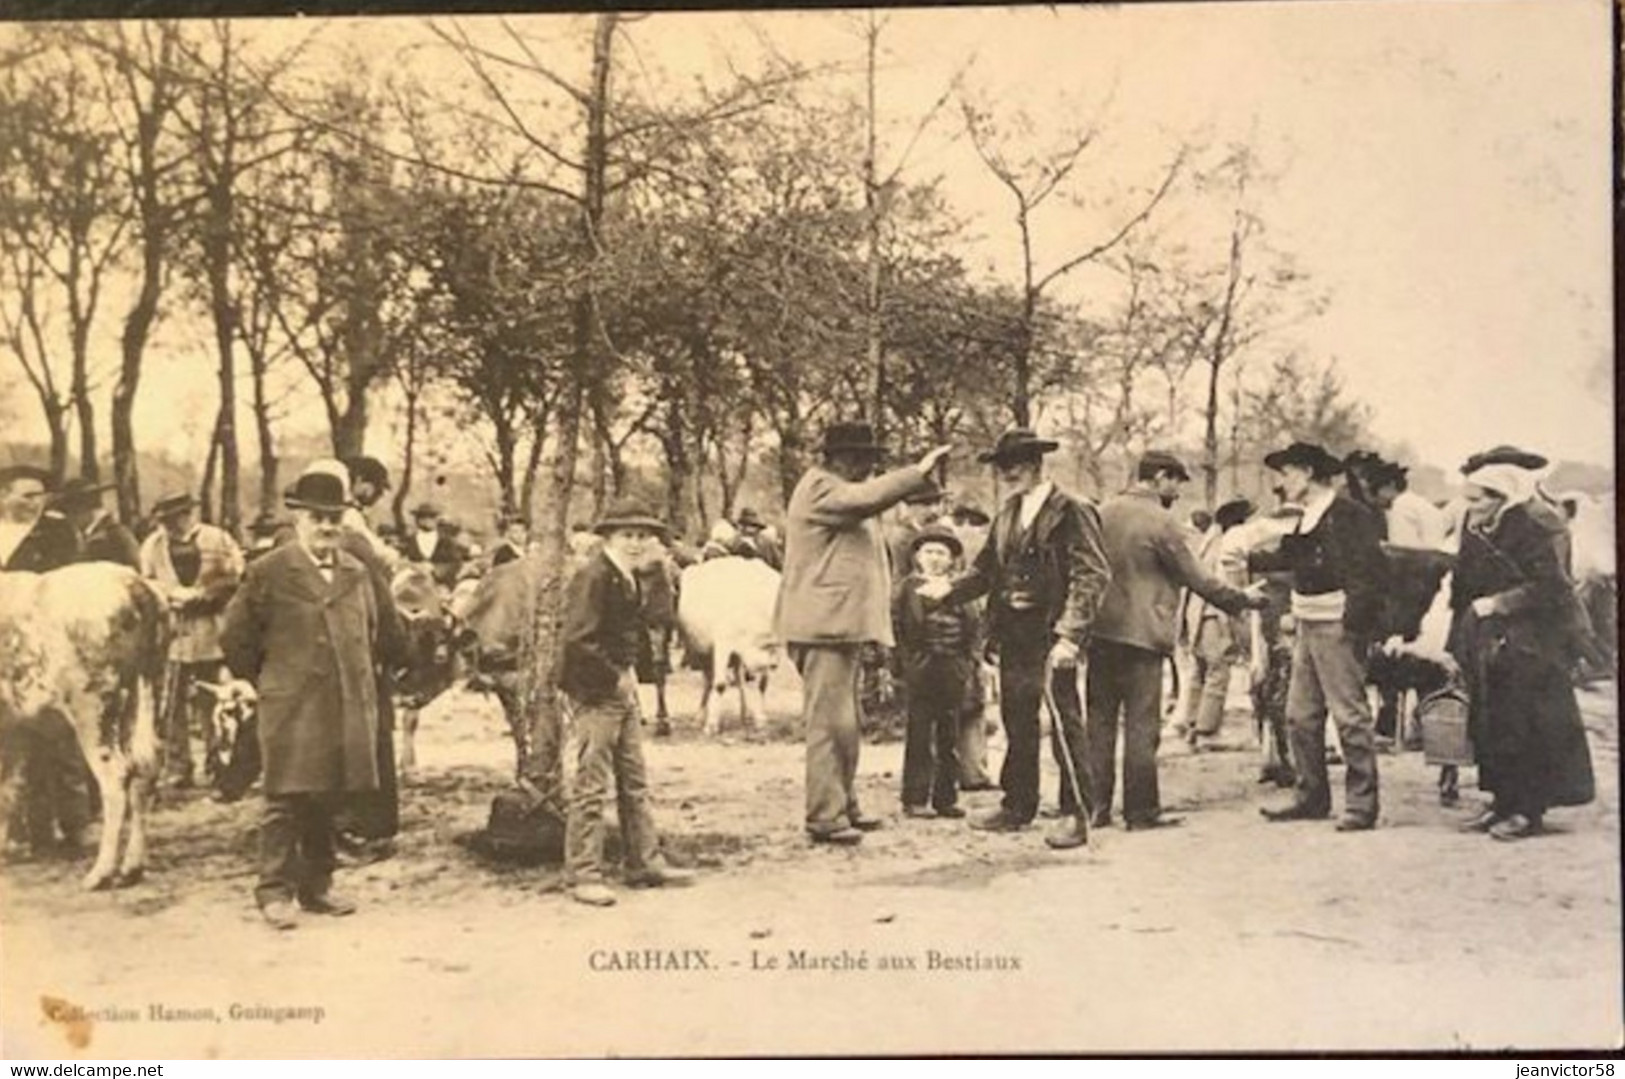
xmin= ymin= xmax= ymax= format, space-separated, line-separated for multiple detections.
xmin=250 ymin=343 xmax=278 ymax=518
xmin=519 ymin=417 xmax=546 ymax=527
xmin=209 ymin=212 xmax=242 ymax=537
xmin=39 ymin=395 xmax=70 ymax=482
xmin=113 ymin=254 xmax=162 ymax=525
xmin=863 ymin=11 xmax=886 ymax=439
xmin=391 ymin=381 xmax=418 ymax=534
xmin=199 ymin=408 xmax=223 ymax=524
xmin=1202 ymin=349 xmax=1221 ymax=508
xmin=518 ymin=11 xmax=618 ymax=821
xmin=71 ymin=325 xmax=98 ymax=481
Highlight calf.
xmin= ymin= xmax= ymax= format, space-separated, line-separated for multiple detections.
xmin=390 ymin=563 xmax=458 ymax=777
xmin=0 ymin=564 xmax=168 ymax=889
xmin=677 ymin=556 xmax=782 ymax=736
xmin=191 ymin=679 xmax=260 ymax=803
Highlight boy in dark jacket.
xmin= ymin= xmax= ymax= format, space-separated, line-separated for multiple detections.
xmin=560 ymin=500 xmax=694 ymax=907
xmin=894 ymin=526 xmax=982 ymax=819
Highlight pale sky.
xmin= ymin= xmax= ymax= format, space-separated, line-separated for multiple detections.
xmin=2 ymin=0 xmax=1613 ymax=480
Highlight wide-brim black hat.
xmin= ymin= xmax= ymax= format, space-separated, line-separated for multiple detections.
xmin=344 ymin=455 xmax=391 ymax=490
xmin=283 ymin=472 xmax=353 ymax=513
xmin=1460 ymin=444 xmax=1549 ymax=474
xmin=977 ymin=427 xmax=1060 ymax=464
xmin=593 ymin=499 xmax=669 ymax=538
xmin=1138 ymin=449 xmax=1191 ymax=481
xmin=909 ymin=524 xmax=963 ymax=560
xmin=0 ymin=463 xmax=54 ymax=489
xmin=151 ymin=491 xmax=200 ymax=518
xmin=1263 ymin=441 xmax=1344 ymax=478
xmin=1214 ymin=497 xmax=1256 ymax=530
xmin=50 ymin=477 xmax=114 ymax=509
xmin=411 ymin=502 xmax=441 ymax=520
xmin=821 ymin=421 xmax=887 ymax=457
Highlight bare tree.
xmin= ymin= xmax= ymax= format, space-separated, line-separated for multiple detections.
xmin=961 ymin=93 xmax=1185 ymax=424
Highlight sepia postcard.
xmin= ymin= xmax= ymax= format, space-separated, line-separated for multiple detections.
xmin=0 ymin=0 xmax=1617 ymax=1059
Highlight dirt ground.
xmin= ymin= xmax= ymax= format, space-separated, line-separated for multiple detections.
xmin=2 ymin=665 xmax=1620 ymax=1058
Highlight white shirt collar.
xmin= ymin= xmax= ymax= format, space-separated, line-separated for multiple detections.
xmin=1017 ymin=481 xmax=1054 ymax=530
xmin=601 ymin=546 xmax=637 ymax=586
xmin=1296 ymin=486 xmax=1338 ymax=532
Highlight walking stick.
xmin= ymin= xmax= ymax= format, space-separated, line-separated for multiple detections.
xmin=1042 ymin=649 xmax=1091 ymax=845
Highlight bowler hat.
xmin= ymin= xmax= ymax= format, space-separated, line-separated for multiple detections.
xmin=820 ymin=421 xmax=886 ymax=457
xmin=1367 ymin=460 xmax=1409 ymax=489
xmin=51 ymin=477 xmax=114 ymax=510
xmin=736 ymin=506 xmax=766 ymax=530
xmin=283 ymin=468 xmax=352 ymax=513
xmin=1138 ymin=449 xmax=1191 ymax=482
xmin=977 ymin=427 xmax=1059 ymax=464
xmin=411 ymin=502 xmax=441 ymax=520
xmin=593 ymin=498 xmax=668 ymax=538
xmin=909 ymin=524 xmax=963 ymax=561
xmin=1214 ymin=497 xmax=1256 ymax=530
xmin=1263 ymin=441 xmax=1344 ymax=478
xmin=151 ymin=491 xmax=199 ymax=519
xmin=1460 ymin=444 xmax=1549 ymax=474
xmin=0 ymin=464 xmax=55 ymax=490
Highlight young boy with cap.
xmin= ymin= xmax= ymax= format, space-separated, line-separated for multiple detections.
xmin=893 ymin=525 xmax=982 ymax=819
xmin=560 ymin=499 xmax=695 ymax=906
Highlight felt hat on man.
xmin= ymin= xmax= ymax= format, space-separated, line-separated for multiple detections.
xmin=1214 ymin=497 xmax=1256 ymax=530
xmin=0 ymin=463 xmax=54 ymax=489
xmin=411 ymin=502 xmax=441 ymax=522
xmin=592 ymin=499 xmax=668 ymax=538
xmin=51 ymin=477 xmax=115 ymax=512
xmin=909 ymin=524 xmax=963 ymax=561
xmin=1460 ymin=444 xmax=1548 ymax=474
xmin=1137 ymin=449 xmax=1191 ymax=481
xmin=1263 ymin=441 xmax=1344 ymax=479
xmin=344 ymin=455 xmax=391 ymax=491
xmin=151 ymin=491 xmax=200 ymax=519
xmin=736 ymin=506 xmax=766 ymax=530
xmin=820 ymin=421 xmax=887 ymax=459
xmin=283 ymin=464 xmax=354 ymax=513
xmin=976 ymin=427 xmax=1059 ymax=464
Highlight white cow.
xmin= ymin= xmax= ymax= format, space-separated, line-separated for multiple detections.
xmin=676 ymin=555 xmax=781 ymax=735
xmin=0 ymin=564 xmax=168 ymax=889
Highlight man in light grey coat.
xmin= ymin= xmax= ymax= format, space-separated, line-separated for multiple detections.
xmin=774 ymin=422 xmax=950 ymax=845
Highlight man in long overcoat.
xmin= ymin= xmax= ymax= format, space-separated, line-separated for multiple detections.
xmin=774 ymin=422 xmax=950 ymax=845
xmin=221 ymin=463 xmax=393 ymax=929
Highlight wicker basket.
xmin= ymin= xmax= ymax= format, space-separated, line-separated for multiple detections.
xmin=1417 ymin=688 xmax=1474 ymax=766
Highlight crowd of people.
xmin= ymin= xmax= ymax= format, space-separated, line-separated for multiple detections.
xmin=0 ymin=418 xmax=1609 ymax=919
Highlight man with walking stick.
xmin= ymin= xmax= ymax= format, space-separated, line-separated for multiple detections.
xmin=919 ymin=428 xmax=1112 ymax=849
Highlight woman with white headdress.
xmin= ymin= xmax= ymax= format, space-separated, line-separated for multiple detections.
xmin=1447 ymin=456 xmax=1595 ymax=841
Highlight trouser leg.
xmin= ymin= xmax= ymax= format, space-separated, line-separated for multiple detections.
xmin=1085 ymin=642 xmax=1126 ymax=822
xmin=794 ymin=645 xmax=862 ymax=834
xmin=931 ymin=659 xmax=966 ymax=812
xmin=1049 ymin=661 xmax=1091 ymax=818
xmin=612 ymin=679 xmax=660 ymax=873
xmin=1119 ymin=647 xmax=1166 ymax=824
xmin=1309 ymin=623 xmax=1379 ymax=820
xmin=996 ymin=644 xmax=1043 ymax=823
xmin=957 ymin=663 xmax=993 ymax=788
xmin=901 ymin=667 xmax=935 ymax=808
xmin=564 ymin=698 xmax=621 ymax=885
xmin=1284 ymin=628 xmax=1332 ymax=815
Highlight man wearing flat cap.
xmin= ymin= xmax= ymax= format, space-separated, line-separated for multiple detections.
xmin=1249 ymin=441 xmax=1388 ymax=832
xmin=775 ymin=421 xmax=951 ymax=845
xmin=1088 ymin=452 xmax=1264 ymax=831
xmin=919 ymin=427 xmax=1111 ymax=848
xmin=140 ymin=489 xmax=245 ymax=789
xmin=221 ymin=462 xmax=399 ymax=929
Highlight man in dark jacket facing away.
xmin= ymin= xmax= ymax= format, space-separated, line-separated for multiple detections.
xmin=1087 ymin=451 xmax=1265 ymax=831
xmin=922 ymin=428 xmax=1112 ymax=849
xmin=1249 ymin=441 xmax=1389 ymax=831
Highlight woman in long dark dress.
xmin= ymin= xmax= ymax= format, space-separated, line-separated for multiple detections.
xmin=1448 ymin=460 xmax=1595 ymax=840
